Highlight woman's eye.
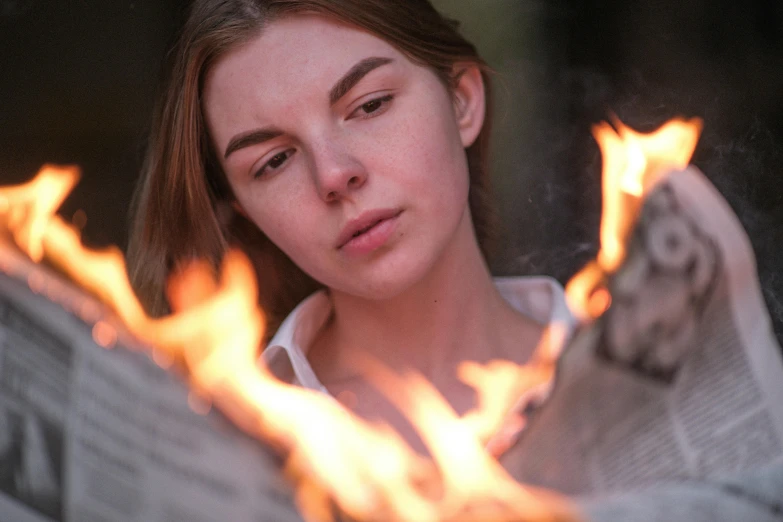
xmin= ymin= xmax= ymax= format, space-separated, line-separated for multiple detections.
xmin=254 ymin=149 xmax=294 ymax=179
xmin=351 ymin=94 xmax=394 ymax=119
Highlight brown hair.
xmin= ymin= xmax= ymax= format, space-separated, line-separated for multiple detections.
xmin=127 ymin=0 xmax=495 ymax=338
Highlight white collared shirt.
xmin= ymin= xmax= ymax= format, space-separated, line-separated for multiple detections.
xmin=262 ymin=276 xmax=575 ymax=393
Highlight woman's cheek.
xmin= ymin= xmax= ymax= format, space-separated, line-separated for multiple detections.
xmin=267 ymin=204 xmax=323 ymax=259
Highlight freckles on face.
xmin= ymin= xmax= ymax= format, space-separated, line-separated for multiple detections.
xmin=202 ymin=15 xmax=473 ymax=297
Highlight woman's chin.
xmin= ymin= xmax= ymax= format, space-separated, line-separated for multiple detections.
xmin=328 ymin=257 xmax=435 ymax=302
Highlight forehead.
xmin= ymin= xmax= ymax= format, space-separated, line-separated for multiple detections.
xmin=204 ymin=14 xmax=407 ymax=112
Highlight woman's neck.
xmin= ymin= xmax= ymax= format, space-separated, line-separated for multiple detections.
xmin=308 ymin=214 xmax=543 ymax=414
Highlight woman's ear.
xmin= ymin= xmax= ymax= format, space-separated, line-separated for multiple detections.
xmin=216 ymin=200 xmax=250 ymax=230
xmin=452 ymin=64 xmax=486 ymax=148
xmin=231 ymin=200 xmax=248 ymax=218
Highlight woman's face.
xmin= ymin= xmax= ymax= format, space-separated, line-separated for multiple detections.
xmin=203 ymin=14 xmax=485 ymax=299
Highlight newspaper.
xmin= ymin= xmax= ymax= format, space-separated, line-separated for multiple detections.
xmin=0 ymin=245 xmax=304 ymax=521
xmin=501 ymin=167 xmax=783 ymax=506
xmin=0 ymin=165 xmax=781 ymax=522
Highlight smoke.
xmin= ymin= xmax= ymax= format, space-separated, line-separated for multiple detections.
xmin=496 ymin=66 xmax=783 ymax=346
xmin=0 ymin=0 xmax=40 ymax=18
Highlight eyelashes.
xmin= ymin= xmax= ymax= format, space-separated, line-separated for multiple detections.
xmin=251 ymin=94 xmax=395 ymax=180
xmin=253 ymin=149 xmax=295 ymax=179
xmin=350 ymin=93 xmax=394 ymax=119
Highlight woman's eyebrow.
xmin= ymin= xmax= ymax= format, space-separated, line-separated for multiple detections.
xmin=223 ymin=57 xmax=394 ymax=160
xmin=224 ymin=128 xmax=283 ymax=160
xmin=329 ymin=56 xmax=394 ymax=107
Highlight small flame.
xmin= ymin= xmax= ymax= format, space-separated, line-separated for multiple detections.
xmin=0 ymin=165 xmax=79 ymax=263
xmin=460 ymin=323 xmax=568 ymax=452
xmin=566 ymin=117 xmax=703 ymax=320
xmin=0 ymin=165 xmax=575 ymax=521
xmin=363 ymin=353 xmax=570 ymax=522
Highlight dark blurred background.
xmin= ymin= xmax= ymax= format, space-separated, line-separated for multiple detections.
xmin=1 ymin=0 xmax=782 ymax=336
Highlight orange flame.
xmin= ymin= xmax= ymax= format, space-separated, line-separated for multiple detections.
xmin=565 ymin=117 xmax=703 ymax=321
xmin=0 ymin=165 xmax=79 ymax=263
xmin=0 ymin=165 xmax=577 ymax=521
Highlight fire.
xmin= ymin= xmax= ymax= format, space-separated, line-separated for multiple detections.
xmin=0 ymin=165 xmax=79 ymax=263
xmin=565 ymin=117 xmax=703 ymax=320
xmin=1 ymin=114 xmax=702 ymax=520
xmin=0 ymin=165 xmax=575 ymax=521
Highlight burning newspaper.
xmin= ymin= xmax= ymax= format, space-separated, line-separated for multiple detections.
xmin=503 ymin=167 xmax=783 ymax=502
xmin=1 ymin=140 xmax=783 ymax=520
xmin=0 ymin=241 xmax=304 ymax=521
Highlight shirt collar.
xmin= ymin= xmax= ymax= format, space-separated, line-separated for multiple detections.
xmin=263 ymin=276 xmax=574 ymax=392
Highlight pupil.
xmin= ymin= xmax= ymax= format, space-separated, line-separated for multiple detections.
xmin=364 ymin=100 xmax=380 ymax=113
xmin=270 ymin=153 xmax=286 ymax=168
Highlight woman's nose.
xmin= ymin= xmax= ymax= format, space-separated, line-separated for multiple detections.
xmin=310 ymin=141 xmax=368 ymax=203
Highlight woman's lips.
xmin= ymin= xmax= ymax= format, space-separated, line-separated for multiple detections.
xmin=337 ymin=209 xmax=402 ymax=257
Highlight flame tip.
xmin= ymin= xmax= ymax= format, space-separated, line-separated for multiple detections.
xmin=569 ymin=116 xmax=703 ymax=320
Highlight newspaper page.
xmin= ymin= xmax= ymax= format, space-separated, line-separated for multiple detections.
xmin=502 ymin=166 xmax=783 ymax=504
xmin=1 ymin=165 xmax=782 ymax=522
xmin=0 ymin=243 xmax=303 ymax=522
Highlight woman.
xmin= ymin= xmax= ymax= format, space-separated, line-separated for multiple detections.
xmin=128 ymin=0 xmax=570 ymax=450
xmin=128 ymin=1 xmax=783 ymax=519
